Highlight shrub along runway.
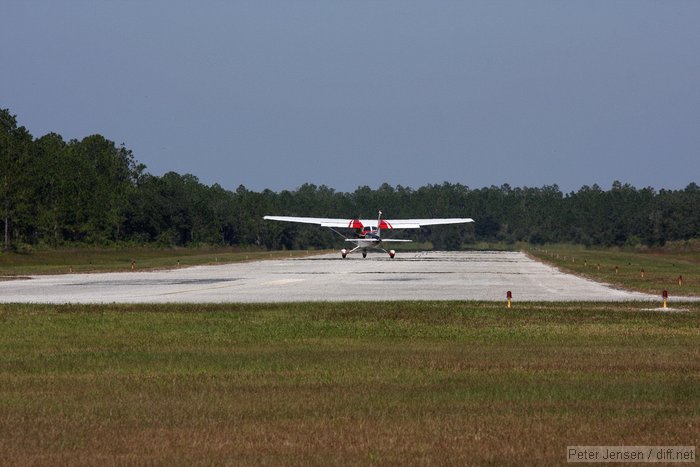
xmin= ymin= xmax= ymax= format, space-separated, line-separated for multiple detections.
xmin=0 ymin=251 xmax=674 ymax=304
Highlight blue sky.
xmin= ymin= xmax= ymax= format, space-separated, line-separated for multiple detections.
xmin=3 ymin=1 xmax=699 ymax=193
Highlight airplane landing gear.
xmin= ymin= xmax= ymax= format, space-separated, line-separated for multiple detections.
xmin=338 ymin=245 xmax=395 ymax=259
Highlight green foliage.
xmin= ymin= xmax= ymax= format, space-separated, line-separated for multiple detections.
xmin=1 ymin=107 xmax=699 ymax=251
xmin=1 ymin=109 xmax=34 ymax=251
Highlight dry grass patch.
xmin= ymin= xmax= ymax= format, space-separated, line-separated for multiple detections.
xmin=0 ymin=247 xmax=326 ymax=276
xmin=1 ymin=302 xmax=698 ymax=464
xmin=528 ymin=244 xmax=700 ymax=297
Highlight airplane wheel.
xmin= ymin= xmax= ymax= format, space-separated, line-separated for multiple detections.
xmin=341 ymin=248 xmax=348 ymax=259
xmin=389 ymin=250 xmax=396 ymax=259
xmin=362 ymin=251 xmax=367 ymax=258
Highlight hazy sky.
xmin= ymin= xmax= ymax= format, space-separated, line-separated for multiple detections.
xmin=3 ymin=1 xmax=699 ymax=193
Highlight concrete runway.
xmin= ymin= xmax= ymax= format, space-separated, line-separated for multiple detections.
xmin=0 ymin=251 xmax=676 ymax=304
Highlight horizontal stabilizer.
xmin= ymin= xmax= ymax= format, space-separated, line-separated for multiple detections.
xmin=343 ymin=238 xmax=412 ymax=243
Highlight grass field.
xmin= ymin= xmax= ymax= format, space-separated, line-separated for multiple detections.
xmin=1 ymin=302 xmax=698 ymax=465
xmin=0 ymin=246 xmax=325 ymax=277
xmin=527 ymin=243 xmax=700 ymax=297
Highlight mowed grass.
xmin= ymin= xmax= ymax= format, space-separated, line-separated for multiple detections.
xmin=1 ymin=302 xmax=698 ymax=465
xmin=0 ymin=247 xmax=325 ymax=276
xmin=528 ymin=244 xmax=700 ymax=297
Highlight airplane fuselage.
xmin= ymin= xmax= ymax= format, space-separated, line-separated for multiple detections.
xmin=357 ymin=226 xmax=380 ymax=240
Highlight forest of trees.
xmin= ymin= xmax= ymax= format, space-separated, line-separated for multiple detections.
xmin=2 ymin=107 xmax=699 ymax=252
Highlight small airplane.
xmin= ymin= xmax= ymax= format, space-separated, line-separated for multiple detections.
xmin=263 ymin=211 xmax=474 ymax=258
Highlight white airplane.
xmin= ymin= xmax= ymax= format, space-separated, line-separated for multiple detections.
xmin=263 ymin=211 xmax=474 ymax=258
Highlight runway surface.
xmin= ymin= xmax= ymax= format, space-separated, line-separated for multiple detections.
xmin=0 ymin=251 xmax=675 ymax=304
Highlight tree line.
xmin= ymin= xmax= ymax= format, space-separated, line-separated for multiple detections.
xmin=2 ymin=107 xmax=699 ymax=251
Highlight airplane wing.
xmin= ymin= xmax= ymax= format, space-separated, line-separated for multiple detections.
xmin=373 ymin=218 xmax=474 ymax=229
xmin=263 ymin=216 xmax=364 ymax=229
xmin=263 ymin=216 xmax=473 ymax=229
